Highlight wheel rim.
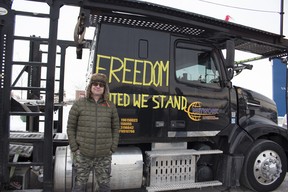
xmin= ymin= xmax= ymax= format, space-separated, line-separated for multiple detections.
xmin=253 ymin=150 xmax=282 ymax=185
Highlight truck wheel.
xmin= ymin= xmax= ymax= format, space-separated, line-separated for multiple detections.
xmin=241 ymin=139 xmax=287 ymax=192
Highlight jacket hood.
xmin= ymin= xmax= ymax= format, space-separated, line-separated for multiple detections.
xmin=86 ymin=73 xmax=110 ymax=100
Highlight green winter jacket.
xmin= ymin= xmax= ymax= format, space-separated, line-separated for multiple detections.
xmin=67 ymin=97 xmax=120 ymax=158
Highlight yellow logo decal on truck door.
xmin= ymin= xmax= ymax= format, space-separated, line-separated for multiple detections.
xmin=184 ymin=102 xmax=220 ymax=121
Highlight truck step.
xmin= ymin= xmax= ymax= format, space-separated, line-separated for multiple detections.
xmin=145 ymin=149 xmax=223 ymax=191
xmin=9 ymin=144 xmax=33 ymax=158
xmin=10 ymin=132 xmax=44 ymax=139
xmin=9 ymin=112 xmax=44 ymax=116
xmin=146 ymin=149 xmax=223 ymax=157
xmin=8 ymin=162 xmax=44 ymax=167
xmin=9 ymin=132 xmax=44 ymax=143
xmin=146 ymin=180 xmax=222 ymax=192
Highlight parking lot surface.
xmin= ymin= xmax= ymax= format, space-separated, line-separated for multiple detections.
xmin=177 ymin=173 xmax=288 ymax=191
xmin=113 ymin=172 xmax=288 ymax=192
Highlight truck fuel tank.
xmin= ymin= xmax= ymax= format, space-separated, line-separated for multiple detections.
xmin=54 ymin=146 xmax=143 ymax=191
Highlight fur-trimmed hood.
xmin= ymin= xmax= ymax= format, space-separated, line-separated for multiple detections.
xmin=86 ymin=73 xmax=110 ymax=100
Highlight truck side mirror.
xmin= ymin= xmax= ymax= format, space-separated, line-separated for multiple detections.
xmin=226 ymin=40 xmax=235 ymax=80
xmin=226 ymin=40 xmax=235 ymax=68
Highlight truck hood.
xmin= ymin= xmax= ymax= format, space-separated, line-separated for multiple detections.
xmin=235 ymin=86 xmax=278 ymax=126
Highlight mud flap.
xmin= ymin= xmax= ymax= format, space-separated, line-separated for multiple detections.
xmin=218 ymin=154 xmax=244 ymax=187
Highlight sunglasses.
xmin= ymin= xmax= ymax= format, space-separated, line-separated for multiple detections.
xmin=92 ymin=82 xmax=105 ymax=88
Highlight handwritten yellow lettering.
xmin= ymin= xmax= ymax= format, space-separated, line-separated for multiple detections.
xmin=95 ymin=54 xmax=169 ymax=87
xmin=181 ymin=97 xmax=188 ymax=110
xmin=123 ymin=58 xmax=133 ymax=84
xmin=96 ymin=55 xmax=110 ymax=74
xmin=109 ymin=93 xmax=117 ymax=104
xmin=133 ymin=94 xmax=141 ymax=108
xmin=118 ymin=93 xmax=130 ymax=107
xmin=152 ymin=95 xmax=160 ymax=109
xmin=110 ymin=56 xmax=123 ymax=83
xmin=173 ymin=95 xmax=180 ymax=109
xmin=153 ymin=61 xmax=160 ymax=87
xmin=161 ymin=61 xmax=169 ymax=87
xmin=110 ymin=93 xmax=130 ymax=107
xmin=111 ymin=93 xmax=187 ymax=110
xmin=132 ymin=94 xmax=149 ymax=108
xmin=141 ymin=94 xmax=149 ymax=108
xmin=133 ymin=60 xmax=143 ymax=85
xmin=143 ymin=60 xmax=153 ymax=86
xmin=165 ymin=96 xmax=174 ymax=108
xmin=159 ymin=95 xmax=166 ymax=108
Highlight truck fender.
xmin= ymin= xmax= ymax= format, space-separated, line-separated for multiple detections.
xmin=222 ymin=122 xmax=288 ymax=189
xmin=228 ymin=116 xmax=286 ymax=155
xmin=222 ymin=125 xmax=254 ymax=155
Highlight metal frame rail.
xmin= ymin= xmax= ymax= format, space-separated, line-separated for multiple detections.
xmin=0 ymin=0 xmax=80 ymax=190
xmin=0 ymin=0 xmax=62 ymax=191
xmin=0 ymin=1 xmax=14 ymax=189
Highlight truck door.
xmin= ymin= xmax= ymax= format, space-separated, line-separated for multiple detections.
xmin=168 ymin=38 xmax=230 ymax=138
xmin=95 ymin=23 xmax=170 ymax=141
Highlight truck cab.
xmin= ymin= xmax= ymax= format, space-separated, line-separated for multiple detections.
xmin=94 ymin=23 xmax=232 ymax=142
xmin=1 ymin=0 xmax=287 ymax=192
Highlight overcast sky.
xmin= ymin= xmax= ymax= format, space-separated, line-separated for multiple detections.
xmin=145 ymin=0 xmax=287 ymax=35
xmin=10 ymin=0 xmax=288 ymax=100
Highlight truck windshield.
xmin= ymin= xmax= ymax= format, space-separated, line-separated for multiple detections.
xmin=175 ymin=44 xmax=220 ymax=85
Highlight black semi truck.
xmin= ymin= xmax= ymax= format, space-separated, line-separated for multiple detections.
xmin=54 ymin=1 xmax=288 ymax=192
xmin=1 ymin=0 xmax=288 ymax=192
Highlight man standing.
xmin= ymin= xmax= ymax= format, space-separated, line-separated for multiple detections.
xmin=67 ymin=73 xmax=120 ymax=192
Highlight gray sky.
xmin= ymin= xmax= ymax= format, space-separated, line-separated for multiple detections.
xmin=11 ymin=0 xmax=288 ymax=99
xmin=144 ymin=0 xmax=287 ymax=35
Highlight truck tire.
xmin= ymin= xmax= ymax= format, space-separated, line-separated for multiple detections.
xmin=241 ymin=139 xmax=287 ymax=192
